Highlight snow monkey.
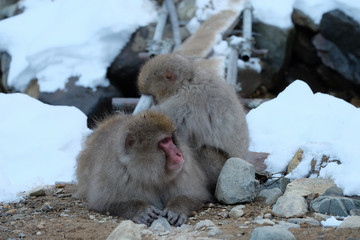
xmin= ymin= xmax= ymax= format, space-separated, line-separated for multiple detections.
xmin=138 ymin=53 xmax=250 ymax=193
xmin=75 ymin=111 xmax=212 ymax=227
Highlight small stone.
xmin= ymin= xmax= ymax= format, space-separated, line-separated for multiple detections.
xmin=251 ymin=219 xmax=275 ymax=225
xmin=264 ymin=213 xmax=273 ymax=219
xmin=150 ymin=216 xmax=172 ymax=232
xmin=259 ymin=188 xmax=283 ymax=205
xmin=322 ymin=186 xmax=344 ymax=196
xmin=250 ymin=226 xmax=295 ymax=240
xmin=41 ymin=202 xmax=53 ymax=212
xmin=288 ymin=217 xmax=320 ymax=226
xmin=29 ymin=187 xmax=46 ymax=197
xmin=207 ymin=227 xmax=223 ymax=237
xmin=338 ymin=216 xmax=360 ymax=228
xmin=313 ymin=213 xmax=331 ymax=222
xmin=350 ymin=209 xmax=360 ymax=216
xmin=12 ymin=214 xmax=27 ymax=220
xmin=106 ymin=220 xmax=145 ymax=240
xmin=276 ymin=221 xmax=301 ymax=229
xmin=272 ymin=195 xmax=308 ymax=218
xmin=5 ymin=209 xmax=16 ymax=214
xmin=287 ymin=149 xmax=303 ymax=174
xmin=194 ymin=219 xmax=215 ymax=230
xmin=229 ymin=205 xmax=245 ymax=218
xmin=36 ymin=232 xmax=42 ymax=236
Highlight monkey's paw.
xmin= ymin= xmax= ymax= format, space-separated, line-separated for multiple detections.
xmin=133 ymin=206 xmax=161 ymax=226
xmin=162 ymin=209 xmax=187 ymax=227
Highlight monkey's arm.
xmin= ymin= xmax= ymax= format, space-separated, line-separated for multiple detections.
xmin=162 ymin=195 xmax=204 ymax=226
xmin=108 ymin=200 xmax=161 ymax=226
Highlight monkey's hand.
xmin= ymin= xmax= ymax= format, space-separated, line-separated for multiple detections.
xmin=162 ymin=208 xmax=187 ymax=227
xmin=163 ymin=195 xmax=204 ymax=227
xmin=133 ymin=205 xmax=161 ymax=226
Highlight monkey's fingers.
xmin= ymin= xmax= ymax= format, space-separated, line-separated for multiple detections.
xmin=162 ymin=209 xmax=187 ymax=227
xmin=133 ymin=206 xmax=160 ymax=226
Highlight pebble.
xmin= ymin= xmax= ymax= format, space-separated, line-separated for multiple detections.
xmin=194 ymin=219 xmax=215 ymax=230
xmin=150 ymin=216 xmax=172 ymax=232
xmin=229 ymin=205 xmax=245 ymax=218
xmin=338 ymin=216 xmax=360 ymax=228
xmin=252 ymin=219 xmax=276 ymax=225
xmin=250 ymin=226 xmax=295 ymax=240
xmin=272 ymin=195 xmax=308 ymax=217
xmin=259 ymin=188 xmax=283 ymax=205
xmin=207 ymin=226 xmax=223 ymax=237
xmin=288 ymin=217 xmax=320 ymax=226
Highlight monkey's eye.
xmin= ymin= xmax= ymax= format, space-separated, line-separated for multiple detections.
xmin=160 ymin=137 xmax=171 ymax=144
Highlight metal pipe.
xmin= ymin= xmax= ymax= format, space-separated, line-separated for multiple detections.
xmin=240 ymin=2 xmax=253 ymax=62
xmin=165 ymin=0 xmax=181 ymax=50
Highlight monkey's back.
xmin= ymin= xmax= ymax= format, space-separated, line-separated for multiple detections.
xmin=156 ymin=70 xmax=249 ymax=159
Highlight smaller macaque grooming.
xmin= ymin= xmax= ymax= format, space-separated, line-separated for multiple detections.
xmin=138 ymin=53 xmax=249 ymax=194
xmin=75 ymin=111 xmax=212 ymax=226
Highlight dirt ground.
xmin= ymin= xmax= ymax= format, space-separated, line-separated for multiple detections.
xmin=1 ymin=184 xmax=359 ymax=240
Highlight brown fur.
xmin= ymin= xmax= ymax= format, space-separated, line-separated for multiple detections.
xmin=138 ymin=53 xmax=250 ymax=193
xmin=75 ymin=110 xmax=211 ymax=226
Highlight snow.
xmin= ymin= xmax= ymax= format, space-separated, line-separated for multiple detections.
xmin=0 ymin=0 xmax=157 ymax=92
xmin=251 ymin=0 xmax=360 ymax=28
xmin=247 ymin=80 xmax=360 ymax=196
xmin=1 ymin=0 xmax=360 ymax=204
xmin=321 ymin=216 xmax=345 ymax=227
xmin=0 ymin=93 xmax=90 ymax=202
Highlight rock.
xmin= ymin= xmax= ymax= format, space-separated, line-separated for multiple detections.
xmin=287 ymin=149 xmax=303 ymax=174
xmin=215 ymin=158 xmax=259 ymax=204
xmin=284 ymin=178 xmax=336 ymax=197
xmin=250 ymin=226 xmax=295 ymax=240
xmin=251 ymin=219 xmax=275 ymax=225
xmin=338 ymin=216 xmax=360 ymax=228
xmin=41 ymin=202 xmax=53 ymax=212
xmin=311 ymin=10 xmax=360 ymax=86
xmin=291 ymin=8 xmax=319 ymax=32
xmin=38 ymin=77 xmax=122 ymax=128
xmin=28 ymin=186 xmax=46 ymax=197
xmin=261 ymin=178 xmax=290 ymax=193
xmin=312 ymin=33 xmax=359 ymax=86
xmin=350 ymin=209 xmax=360 ymax=216
xmin=320 ymin=10 xmax=360 ymax=60
xmin=310 ymin=195 xmax=360 ymax=217
xmin=194 ymin=219 xmax=215 ymax=230
xmin=287 ymin=217 xmax=320 ymax=226
xmin=149 ymin=216 xmax=172 ymax=232
xmin=106 ymin=220 xmax=145 ymax=240
xmin=322 ymin=186 xmax=344 ymax=197
xmin=207 ymin=226 xmax=223 ymax=237
xmin=229 ymin=205 xmax=245 ymax=218
xmin=313 ymin=212 xmax=331 ymax=222
xmin=272 ymin=195 xmax=308 ymax=218
xmin=259 ymin=188 xmax=283 ymax=205
xmin=276 ymin=221 xmax=301 ymax=229
xmin=252 ymin=21 xmax=294 ymax=89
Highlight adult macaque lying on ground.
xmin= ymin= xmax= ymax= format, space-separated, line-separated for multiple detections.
xmin=75 ymin=111 xmax=212 ymax=226
xmin=138 ymin=54 xmax=249 ymax=193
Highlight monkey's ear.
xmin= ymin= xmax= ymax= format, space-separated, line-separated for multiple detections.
xmin=125 ymin=134 xmax=135 ymax=150
xmin=164 ymin=70 xmax=176 ymax=82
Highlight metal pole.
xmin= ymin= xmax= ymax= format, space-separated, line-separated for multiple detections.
xmin=165 ymin=0 xmax=181 ymax=50
xmin=240 ymin=2 xmax=253 ymax=61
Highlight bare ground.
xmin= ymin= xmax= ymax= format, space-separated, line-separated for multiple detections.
xmin=1 ymin=184 xmax=359 ymax=240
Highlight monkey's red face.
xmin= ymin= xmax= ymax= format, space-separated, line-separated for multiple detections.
xmin=158 ymin=136 xmax=184 ymax=172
